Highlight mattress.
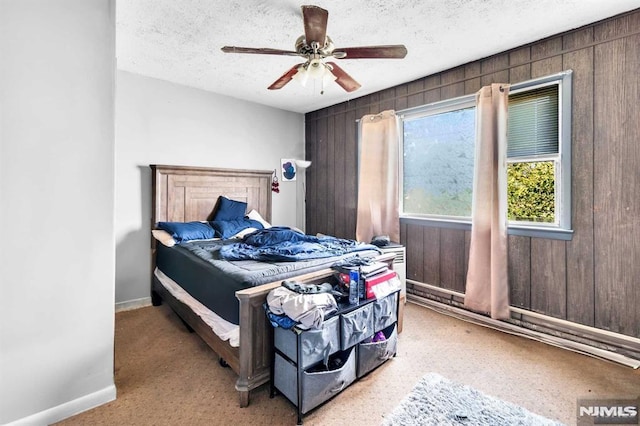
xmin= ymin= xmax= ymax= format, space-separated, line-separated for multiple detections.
xmin=155 ymin=239 xmax=380 ymax=325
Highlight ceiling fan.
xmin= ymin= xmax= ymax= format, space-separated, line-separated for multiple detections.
xmin=221 ymin=5 xmax=407 ymax=93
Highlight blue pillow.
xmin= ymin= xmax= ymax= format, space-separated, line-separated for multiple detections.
xmin=157 ymin=221 xmax=215 ymax=243
xmin=213 ymin=196 xmax=248 ymax=221
xmin=210 ymin=218 xmax=263 ymax=239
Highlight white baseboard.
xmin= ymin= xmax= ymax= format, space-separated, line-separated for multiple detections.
xmin=5 ymin=385 xmax=116 ymax=426
xmin=115 ymin=296 xmax=152 ymax=312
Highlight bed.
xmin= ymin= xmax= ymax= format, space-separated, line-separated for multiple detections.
xmin=149 ymin=164 xmax=394 ymax=407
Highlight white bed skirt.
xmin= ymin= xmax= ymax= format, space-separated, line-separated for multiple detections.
xmin=154 ymin=267 xmax=240 ymax=347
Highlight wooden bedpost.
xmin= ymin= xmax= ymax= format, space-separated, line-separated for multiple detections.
xmin=235 ymin=282 xmax=280 ymax=407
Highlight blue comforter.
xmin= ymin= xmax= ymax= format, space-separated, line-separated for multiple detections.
xmin=219 ymin=227 xmax=380 ymax=261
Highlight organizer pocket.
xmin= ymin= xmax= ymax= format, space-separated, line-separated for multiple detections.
xmin=274 ymin=315 xmax=340 ymax=370
xmin=372 ymin=292 xmax=398 ymax=331
xmin=340 ymin=303 xmax=374 ymax=349
xmin=274 ymin=348 xmax=357 ymax=414
xmin=356 ymin=323 xmax=398 ymax=378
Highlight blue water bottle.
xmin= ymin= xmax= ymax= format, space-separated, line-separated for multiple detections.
xmin=349 ymin=270 xmax=359 ymax=305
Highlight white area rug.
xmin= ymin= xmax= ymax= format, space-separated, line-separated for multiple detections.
xmin=382 ymin=373 xmax=565 ymax=425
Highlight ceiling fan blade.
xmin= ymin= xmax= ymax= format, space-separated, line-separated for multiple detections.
xmin=221 ymin=46 xmax=299 ymax=56
xmin=326 ymin=62 xmax=361 ymax=93
xmin=267 ymin=64 xmax=303 ymax=90
xmin=302 ymin=5 xmax=328 ymax=46
xmin=333 ymin=45 xmax=408 ymax=59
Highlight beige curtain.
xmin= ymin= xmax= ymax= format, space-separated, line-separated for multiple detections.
xmin=356 ymin=110 xmax=400 ymax=244
xmin=464 ymin=84 xmax=510 ymax=320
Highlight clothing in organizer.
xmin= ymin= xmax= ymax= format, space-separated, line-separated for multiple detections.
xmin=266 ymin=286 xmax=338 ymax=330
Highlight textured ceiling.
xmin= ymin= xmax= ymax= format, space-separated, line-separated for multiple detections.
xmin=116 ymin=0 xmax=639 ymax=114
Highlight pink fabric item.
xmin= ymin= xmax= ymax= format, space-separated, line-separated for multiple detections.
xmin=356 ymin=110 xmax=400 ymax=244
xmin=464 ymin=84 xmax=511 ymax=320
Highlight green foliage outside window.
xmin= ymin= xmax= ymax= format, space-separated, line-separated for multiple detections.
xmin=507 ymin=161 xmax=555 ymax=223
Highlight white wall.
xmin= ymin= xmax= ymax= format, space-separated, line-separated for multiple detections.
xmin=0 ymin=0 xmax=116 ymax=424
xmin=115 ymin=71 xmax=305 ymax=305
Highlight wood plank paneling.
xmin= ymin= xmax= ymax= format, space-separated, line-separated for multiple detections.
xmin=366 ymin=91 xmax=380 ymax=114
xmin=594 ymin=9 xmax=639 ymax=41
xmin=481 ymin=54 xmax=509 ymax=85
xmin=440 ymin=229 xmax=466 ymax=293
xmin=530 ymin=239 xmax=567 ymax=319
xmin=304 ymin=9 xmax=640 ymax=338
xmin=464 ymin=62 xmax=482 ymax=95
xmin=333 ymin=107 xmax=347 ymax=239
xmin=326 ymin=112 xmax=336 ymax=234
xmin=422 ymin=227 xmax=441 ymax=286
xmin=508 ymin=235 xmax=531 ymax=309
xmin=593 ymin=25 xmax=640 ymax=337
xmin=424 ymin=75 xmax=441 ymax=104
xmin=531 ymin=55 xmax=563 ymax=79
xmin=531 ymin=36 xmax=563 ymax=59
xmin=406 ymin=223 xmax=425 ymax=282
xmin=563 ymin=28 xmax=596 ymax=327
xmin=379 ymin=87 xmax=396 ymax=112
xmin=509 ymin=47 xmax=531 ymax=83
xmin=563 ymin=27 xmax=594 ymax=50
xmin=531 ymin=36 xmax=563 ymax=78
xmin=407 ymin=79 xmax=424 ymax=109
xmin=441 ymin=67 xmax=465 ymax=99
xmin=305 ymin=118 xmax=317 ymax=233
xmin=394 ymin=84 xmax=408 ymax=111
xmin=315 ymin=116 xmax=329 ymax=233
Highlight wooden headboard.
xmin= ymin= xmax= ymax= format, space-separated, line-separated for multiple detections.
xmin=150 ymin=165 xmax=273 ymax=226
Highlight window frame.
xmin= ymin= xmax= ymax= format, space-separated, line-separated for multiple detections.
xmin=399 ymin=70 xmax=573 ymax=240
xmin=399 ymin=94 xmax=477 ymax=223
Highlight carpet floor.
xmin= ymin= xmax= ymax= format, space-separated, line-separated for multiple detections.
xmin=56 ymin=302 xmax=640 ymax=425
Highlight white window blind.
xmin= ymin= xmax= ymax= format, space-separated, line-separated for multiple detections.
xmin=508 ymin=85 xmax=559 ymax=158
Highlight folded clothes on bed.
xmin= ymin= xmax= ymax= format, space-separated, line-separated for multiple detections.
xmin=266 ymin=286 xmax=338 ymax=330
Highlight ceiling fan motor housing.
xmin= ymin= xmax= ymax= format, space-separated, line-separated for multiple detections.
xmin=295 ymin=35 xmax=334 ymax=57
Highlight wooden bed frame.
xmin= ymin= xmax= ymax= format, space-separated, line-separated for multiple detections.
xmin=150 ymin=164 xmax=395 ymax=407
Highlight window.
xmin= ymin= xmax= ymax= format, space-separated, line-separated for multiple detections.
xmin=403 ymin=97 xmax=476 ymax=219
xmin=400 ymin=71 xmax=573 ymax=239
xmin=507 ymin=85 xmax=559 ymax=224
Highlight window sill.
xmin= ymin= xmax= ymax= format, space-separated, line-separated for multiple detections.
xmin=400 ymin=216 xmax=574 ymax=241
xmin=508 ymin=224 xmax=573 ymax=240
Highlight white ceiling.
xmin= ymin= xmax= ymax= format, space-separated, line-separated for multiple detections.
xmin=116 ymin=0 xmax=639 ymax=114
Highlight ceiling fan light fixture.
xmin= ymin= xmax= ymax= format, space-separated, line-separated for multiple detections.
xmin=292 ymin=64 xmax=310 ymax=86
xmin=322 ymin=67 xmax=337 ymax=85
xmin=306 ymin=59 xmax=326 ymax=79
xmin=292 ymin=60 xmax=335 ymax=89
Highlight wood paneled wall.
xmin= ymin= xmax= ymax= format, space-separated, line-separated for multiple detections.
xmin=305 ymin=10 xmax=640 ymax=339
